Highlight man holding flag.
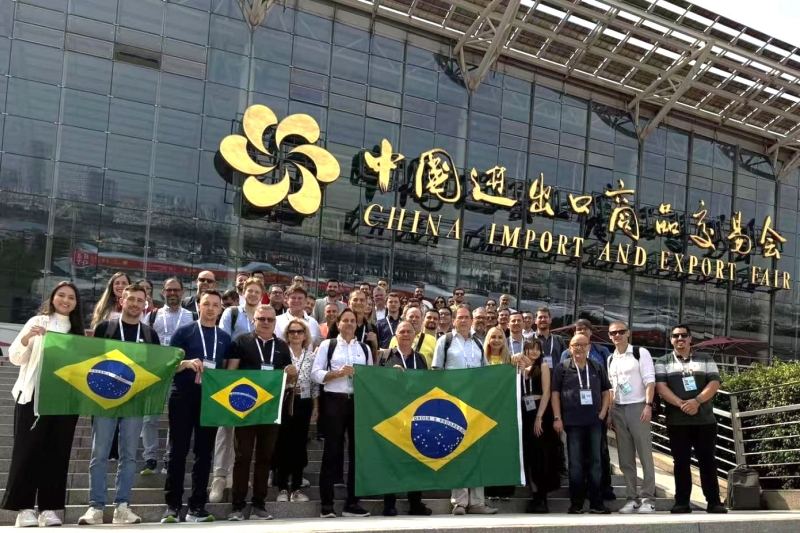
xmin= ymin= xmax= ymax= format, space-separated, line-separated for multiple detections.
xmin=161 ymin=290 xmax=231 ymax=523
xmin=225 ymin=305 xmax=295 ymax=521
xmin=79 ymin=284 xmax=162 ymax=526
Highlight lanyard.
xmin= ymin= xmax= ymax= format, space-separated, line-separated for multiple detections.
xmin=519 ymin=367 xmax=531 ymax=395
xmin=118 ymin=318 xmax=140 ymax=342
xmin=508 ymin=337 xmax=523 ymax=354
xmin=455 ymin=336 xmax=479 ymax=367
xmin=197 ymin=323 xmax=218 ymax=362
xmin=386 ymin=317 xmax=396 ymax=337
xmin=255 ymin=336 xmax=276 ymax=366
xmin=575 ymin=362 xmax=591 ymax=390
xmin=162 ymin=308 xmax=188 ymax=336
xmin=359 ymin=322 xmax=368 ymax=343
xmin=538 ymin=333 xmax=555 ymax=357
xmin=398 ymin=349 xmax=417 ymax=370
xmin=673 ymin=352 xmax=693 ymax=375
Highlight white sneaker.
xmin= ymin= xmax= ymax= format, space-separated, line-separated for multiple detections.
xmin=290 ymin=490 xmax=309 ymax=503
xmin=619 ymin=499 xmax=641 ymax=514
xmin=38 ymin=511 xmax=62 ymax=527
xmin=77 ymin=507 xmax=103 ymax=525
xmin=209 ymin=476 xmax=226 ymax=503
xmin=638 ymin=499 xmax=656 ymax=513
xmin=15 ymin=510 xmax=38 ymax=527
xmin=112 ymin=503 xmax=141 ymax=524
xmin=276 ymin=490 xmax=289 ymax=503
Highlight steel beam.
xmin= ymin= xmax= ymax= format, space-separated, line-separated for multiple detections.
xmin=627 ymin=43 xmax=713 ymax=111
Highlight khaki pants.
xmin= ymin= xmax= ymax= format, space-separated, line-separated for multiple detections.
xmin=451 ymin=487 xmax=484 ymax=508
xmin=212 ymin=426 xmax=234 ymax=479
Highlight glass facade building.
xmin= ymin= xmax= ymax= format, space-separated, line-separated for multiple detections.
xmin=0 ymin=0 xmax=798 ymax=360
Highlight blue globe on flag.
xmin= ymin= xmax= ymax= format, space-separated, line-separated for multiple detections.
xmin=86 ymin=360 xmax=135 ymax=400
xmin=410 ymin=398 xmax=467 ymax=459
xmin=229 ymin=383 xmax=258 ymax=412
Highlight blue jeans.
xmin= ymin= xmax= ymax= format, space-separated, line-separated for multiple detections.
xmin=89 ymin=417 xmax=143 ymax=509
xmin=141 ymin=414 xmax=159 ymax=462
xmin=566 ymin=424 xmax=603 ymax=508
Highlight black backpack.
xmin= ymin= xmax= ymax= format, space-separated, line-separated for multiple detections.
xmin=326 ymin=338 xmax=371 ymax=370
xmin=105 ymin=319 xmax=154 ymax=344
xmin=726 ymin=464 xmax=761 ymax=510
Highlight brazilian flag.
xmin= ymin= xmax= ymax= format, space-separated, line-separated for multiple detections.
xmin=354 ymin=364 xmax=524 ymax=496
xmin=38 ymin=332 xmax=183 ymax=417
xmin=200 ymin=369 xmax=286 ymax=427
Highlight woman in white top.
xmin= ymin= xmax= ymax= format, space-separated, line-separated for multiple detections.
xmin=90 ymin=272 xmax=130 ymax=329
xmin=1 ymin=282 xmax=86 ymax=527
xmin=274 ymin=319 xmax=319 ymax=504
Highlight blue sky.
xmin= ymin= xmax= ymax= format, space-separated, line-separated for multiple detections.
xmin=693 ymin=0 xmax=800 ymax=48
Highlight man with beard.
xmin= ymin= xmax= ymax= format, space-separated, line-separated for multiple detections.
xmin=498 ymin=308 xmax=511 ymax=337
xmin=471 ymin=307 xmax=488 ymax=346
xmin=141 ymin=278 xmax=194 ymax=475
xmin=413 ymin=286 xmax=433 ymax=310
xmin=313 ymin=279 xmax=346 ymax=323
xmin=235 ymin=273 xmax=248 ymax=307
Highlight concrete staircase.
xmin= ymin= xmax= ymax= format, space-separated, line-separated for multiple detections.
xmin=0 ymin=362 xmax=678 ymax=523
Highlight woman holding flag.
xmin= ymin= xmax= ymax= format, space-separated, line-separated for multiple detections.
xmin=1 ymin=282 xmax=85 ymax=527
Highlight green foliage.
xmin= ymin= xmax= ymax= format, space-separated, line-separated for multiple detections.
xmin=715 ymin=361 xmax=800 ymax=489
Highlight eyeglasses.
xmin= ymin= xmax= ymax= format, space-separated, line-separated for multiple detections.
xmin=570 ymin=343 xmax=589 ymax=349
xmin=254 ymin=316 xmax=276 ymax=323
xmin=197 ymin=277 xmax=215 ymax=284
xmin=671 ymin=333 xmax=690 ymax=339
xmin=609 ymin=329 xmax=628 ymax=336
xmin=287 ymin=329 xmax=305 ymax=335
xmin=454 ymin=292 xmax=464 ymax=296
xmin=163 ymin=288 xmax=182 ymax=293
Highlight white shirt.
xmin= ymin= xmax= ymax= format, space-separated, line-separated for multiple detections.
xmin=431 ymin=331 xmax=487 ymax=370
xmin=375 ymin=306 xmax=387 ymax=322
xmin=144 ymin=307 xmax=194 ymax=346
xmin=238 ymin=294 xmax=246 ymax=307
xmin=608 ymin=344 xmax=656 ymax=405
xmin=275 ymin=310 xmax=323 ymax=347
xmin=522 ymin=329 xmax=535 ymax=340
xmin=9 ymin=313 xmax=72 ymax=405
xmin=311 ymin=336 xmax=374 ymax=394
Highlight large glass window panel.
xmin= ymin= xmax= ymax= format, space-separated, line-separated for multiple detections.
xmin=333 ymin=22 xmax=369 ymax=52
xmin=683 ymin=284 xmax=726 ymax=341
xmin=108 ymin=99 xmax=154 ymax=140
xmin=467 ymin=140 xmax=498 ymax=171
xmin=560 ymin=104 xmax=587 ymax=136
xmin=521 ymin=262 xmax=577 ymax=328
xmin=327 ymin=110 xmax=365 ymax=148
xmin=10 ymin=40 xmax=63 ymax=85
xmin=406 ymin=45 xmax=437 ymax=70
xmin=3 ymin=116 xmax=57 ymax=159
xmin=438 ymin=71 xmax=468 ymax=108
xmin=252 ymin=59 xmax=290 ymax=97
xmin=165 ymin=3 xmax=209 ymax=45
xmin=118 ymin=0 xmax=163 ymax=34
xmin=157 ymin=108 xmax=202 ymax=148
xmin=62 ymin=88 xmax=109 ymax=131
xmin=69 ymin=0 xmax=119 ymax=24
xmin=148 ymin=212 xmax=197 ymax=255
xmin=578 ymin=269 xmax=631 ymax=329
xmin=631 ymin=278 xmax=680 ymax=355
xmin=401 ymin=126 xmax=434 ymax=161
xmin=103 ymin=170 xmax=149 ymax=210
xmin=152 ymin=177 xmax=197 ymax=217
xmin=253 ymin=28 xmax=292 ymax=64
xmin=295 ymin=11 xmax=332 ymax=42
xmin=292 ymin=36 xmax=330 ymax=75
xmin=371 ymin=35 xmax=403 ymax=61
xmin=203 ymin=82 xmax=246 ymax=119
xmin=369 ymin=56 xmax=402 ymax=93
xmin=154 ymin=143 xmax=200 ymax=183
xmin=106 ymin=134 xmax=152 ymax=175
xmin=502 ymin=89 xmax=530 ymax=121
xmin=0 ymin=153 xmax=53 ymax=196
xmin=111 ymin=63 xmax=158 ymax=104
xmin=158 ymin=73 xmax=205 ymax=113
xmin=469 ymin=111 xmax=500 ymax=145
xmin=472 ymin=83 xmax=502 ymax=116
xmin=207 ymin=48 xmax=249 ymax=89
xmin=730 ymin=291 xmax=770 ymax=342
xmin=60 ymin=126 xmax=107 ymax=168
xmin=403 ymin=65 xmax=436 ymax=100
xmin=56 ymin=163 xmax=104 ymax=204
xmin=6 ymin=78 xmax=60 ymax=122
xmin=436 ymin=104 xmax=468 ymax=138
xmin=533 ymin=97 xmax=560 ymax=130
xmin=208 ymin=13 xmax=249 ymax=55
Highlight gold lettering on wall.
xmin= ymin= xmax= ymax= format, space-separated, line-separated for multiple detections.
xmin=540 ymin=232 xmax=553 ymax=253
xmin=363 ymin=204 xmax=382 ymax=227
xmin=502 ymin=226 xmax=521 ymax=248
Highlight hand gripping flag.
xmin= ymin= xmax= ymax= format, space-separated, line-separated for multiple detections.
xmin=354 ymin=364 xmax=524 ymax=496
xmin=38 ymin=332 xmax=183 ymax=417
xmin=200 ymin=369 xmax=287 ymax=427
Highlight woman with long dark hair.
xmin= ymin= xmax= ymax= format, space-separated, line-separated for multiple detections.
xmin=433 ymin=296 xmax=447 ymax=310
xmin=91 ymin=272 xmax=130 ymax=328
xmin=1 ymin=282 xmax=85 ymax=527
xmin=522 ymin=338 xmax=561 ymax=513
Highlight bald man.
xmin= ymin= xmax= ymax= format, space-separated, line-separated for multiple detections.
xmin=551 ymin=334 xmax=612 ymax=515
xmin=182 ymin=270 xmax=217 ymax=319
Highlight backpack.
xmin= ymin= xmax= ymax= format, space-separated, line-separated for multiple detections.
xmin=326 ymin=338 xmax=371 ymax=370
xmin=105 ymin=319 xmax=153 ymax=344
xmin=726 ymin=464 xmax=761 ymax=510
xmin=229 ymin=307 xmax=240 ymax=334
xmin=442 ymin=332 xmax=483 ymax=367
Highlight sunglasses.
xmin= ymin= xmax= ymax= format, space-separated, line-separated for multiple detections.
xmin=287 ymin=329 xmax=305 ymax=335
xmin=254 ymin=316 xmax=276 ymax=323
xmin=197 ymin=277 xmax=215 ymax=284
xmin=609 ymin=329 xmax=628 ymax=336
xmin=454 ymin=292 xmax=464 ymax=296
xmin=671 ymin=333 xmax=690 ymax=339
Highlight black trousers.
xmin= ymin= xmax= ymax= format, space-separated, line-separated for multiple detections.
xmin=275 ymin=397 xmax=314 ymax=493
xmin=384 ymin=491 xmax=423 ymax=509
xmin=667 ymin=423 xmax=721 ymax=505
xmin=164 ymin=391 xmax=217 ymax=510
xmin=319 ymin=393 xmax=357 ymax=507
xmin=232 ymin=424 xmax=279 ymax=511
xmin=1 ymin=401 xmax=77 ymax=511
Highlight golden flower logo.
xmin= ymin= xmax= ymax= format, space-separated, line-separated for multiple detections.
xmin=219 ymin=105 xmax=340 ymax=215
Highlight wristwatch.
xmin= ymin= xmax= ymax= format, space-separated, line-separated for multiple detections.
xmin=644 ymin=401 xmax=653 ymax=407
xmin=694 ymin=396 xmax=703 ymax=405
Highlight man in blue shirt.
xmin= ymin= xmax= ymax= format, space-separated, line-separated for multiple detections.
xmin=162 ymin=290 xmax=232 ymax=523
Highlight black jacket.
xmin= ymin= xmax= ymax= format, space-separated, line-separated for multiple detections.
xmin=380 ymin=348 xmax=428 ymax=370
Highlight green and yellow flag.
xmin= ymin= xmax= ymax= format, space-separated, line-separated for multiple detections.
xmin=354 ymin=364 xmax=524 ymax=496
xmin=200 ymin=369 xmax=286 ymax=427
xmin=38 ymin=332 xmax=183 ymax=417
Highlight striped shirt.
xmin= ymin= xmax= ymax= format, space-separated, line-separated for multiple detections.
xmin=654 ymin=351 xmax=721 ymax=425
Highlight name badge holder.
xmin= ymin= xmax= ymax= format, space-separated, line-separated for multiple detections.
xmin=521 ymin=373 xmax=536 ymax=412
xmin=619 ymin=381 xmax=633 ymax=396
xmin=576 ymin=363 xmax=593 ymax=405
xmin=256 ymin=337 xmax=276 ymax=371
xmin=675 ymin=353 xmax=697 ymax=391
xmin=543 ymin=355 xmax=553 ymax=368
xmin=198 ymin=324 xmax=218 ymax=371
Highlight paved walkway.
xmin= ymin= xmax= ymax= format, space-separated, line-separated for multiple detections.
xmin=4 ymin=512 xmax=796 ymax=533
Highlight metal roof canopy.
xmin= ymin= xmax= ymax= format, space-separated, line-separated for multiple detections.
xmin=330 ymin=0 xmax=800 ymax=179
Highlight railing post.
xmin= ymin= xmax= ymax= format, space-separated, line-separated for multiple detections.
xmin=730 ymin=394 xmax=746 ymax=466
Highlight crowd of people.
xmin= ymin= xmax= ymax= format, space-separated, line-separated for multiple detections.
xmin=0 ymin=270 xmax=728 ymax=525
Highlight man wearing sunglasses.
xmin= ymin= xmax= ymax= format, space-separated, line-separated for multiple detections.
xmin=182 ymin=271 xmax=217 ymax=320
xmin=655 ymin=325 xmax=726 ymax=514
xmin=606 ymin=321 xmax=656 ymax=514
